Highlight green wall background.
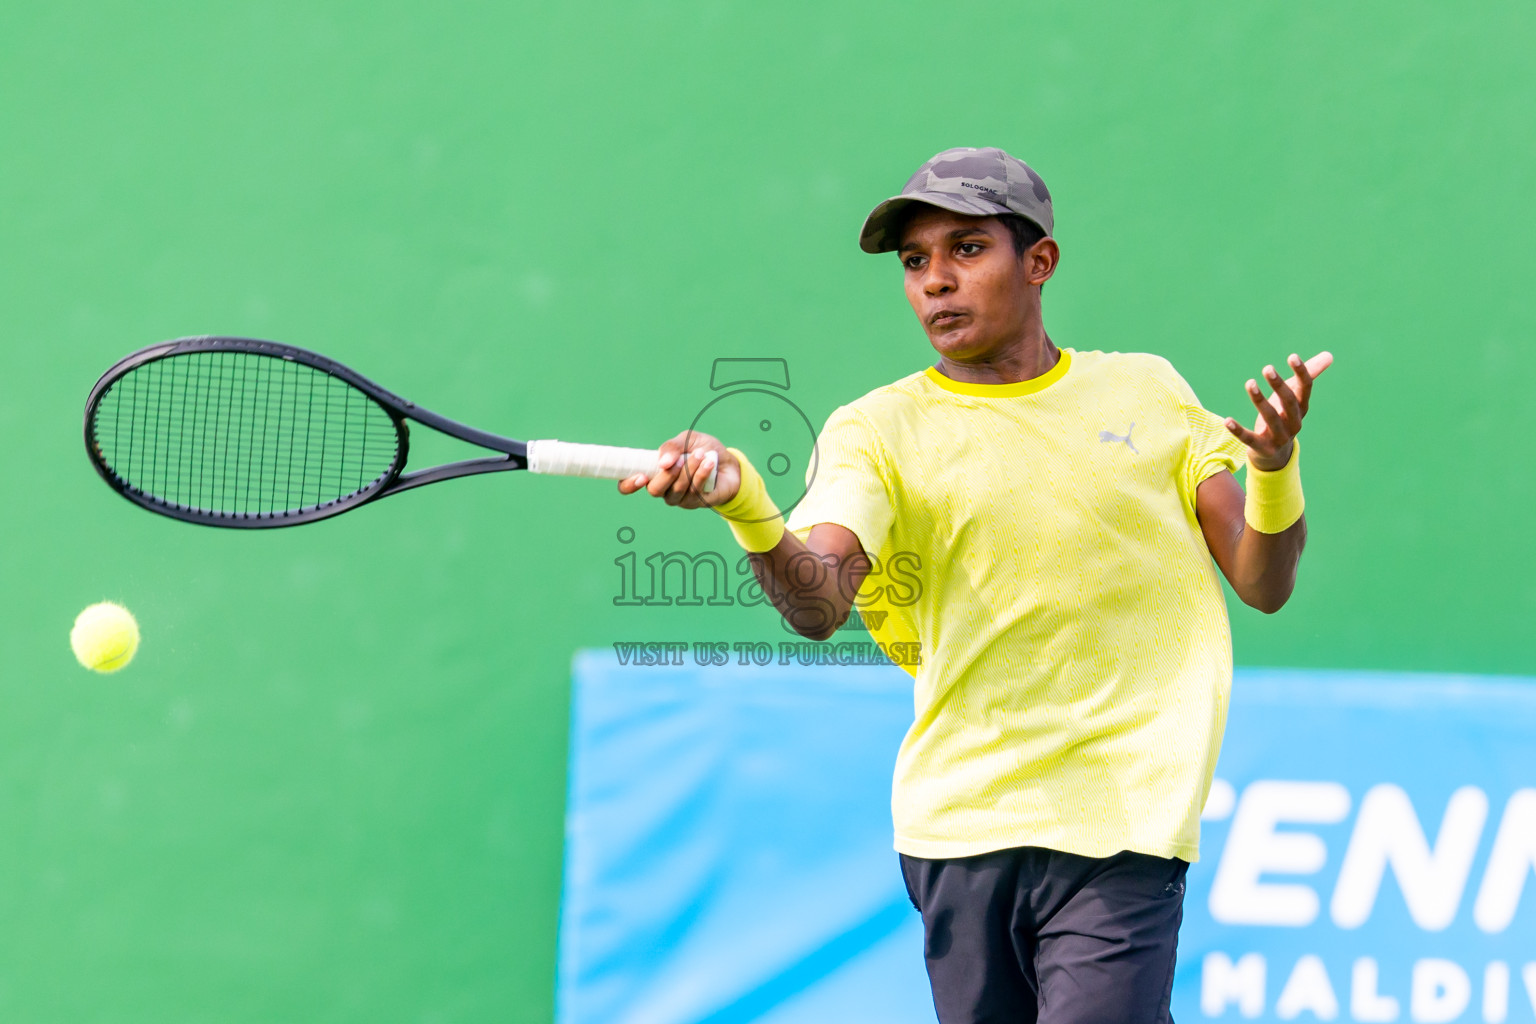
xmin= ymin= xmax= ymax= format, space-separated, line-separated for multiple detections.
xmin=3 ymin=2 xmax=1533 ymax=1020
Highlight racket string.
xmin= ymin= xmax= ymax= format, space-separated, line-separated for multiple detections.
xmin=90 ymin=351 xmax=401 ymax=518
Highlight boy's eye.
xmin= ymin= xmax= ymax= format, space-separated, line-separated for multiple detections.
xmin=958 ymin=242 xmax=983 ymax=255
xmin=903 ymin=255 xmax=927 ymax=270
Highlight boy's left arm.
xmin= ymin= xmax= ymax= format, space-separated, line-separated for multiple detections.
xmin=1197 ymin=352 xmax=1333 ymax=613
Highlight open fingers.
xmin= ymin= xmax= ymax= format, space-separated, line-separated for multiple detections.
xmin=1263 ymin=364 xmax=1304 ymax=431
xmin=1246 ymin=377 xmax=1289 ymax=444
xmin=1228 ymin=351 xmax=1331 ymax=455
xmin=1286 ymin=353 xmax=1312 ymax=408
xmin=1299 ymin=351 xmax=1332 ymax=412
xmin=1223 ymin=415 xmax=1265 ymax=450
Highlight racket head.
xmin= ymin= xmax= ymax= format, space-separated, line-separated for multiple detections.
xmin=84 ymin=336 xmax=411 ymax=527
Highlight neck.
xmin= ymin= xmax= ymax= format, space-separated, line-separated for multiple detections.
xmin=935 ymin=321 xmax=1058 ymax=386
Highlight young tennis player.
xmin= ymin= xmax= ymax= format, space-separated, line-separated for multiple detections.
xmin=621 ymin=146 xmax=1329 ymax=1023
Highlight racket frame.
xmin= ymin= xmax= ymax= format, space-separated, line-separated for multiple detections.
xmin=84 ymin=336 xmax=529 ymax=528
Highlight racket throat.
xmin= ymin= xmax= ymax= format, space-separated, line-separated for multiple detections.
xmin=387 ymin=453 xmax=529 ymax=495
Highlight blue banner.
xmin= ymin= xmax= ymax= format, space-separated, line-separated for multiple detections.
xmin=1181 ymin=670 xmax=1536 ymax=1023
xmin=559 ymin=654 xmax=1536 ymax=1023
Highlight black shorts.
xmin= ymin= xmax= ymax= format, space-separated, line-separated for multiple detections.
xmin=899 ymin=845 xmax=1187 ymax=1024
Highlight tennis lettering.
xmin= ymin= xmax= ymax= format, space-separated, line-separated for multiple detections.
xmin=1206 ymin=782 xmax=1535 ymax=932
xmin=1201 ymin=954 xmax=1536 ymax=1020
xmin=1197 ymin=780 xmax=1536 ymax=1019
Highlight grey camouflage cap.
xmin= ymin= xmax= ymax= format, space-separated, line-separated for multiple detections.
xmin=859 ymin=146 xmax=1053 ymax=254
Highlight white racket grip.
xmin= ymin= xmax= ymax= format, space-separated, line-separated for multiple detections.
xmin=527 ymin=440 xmax=717 ymax=493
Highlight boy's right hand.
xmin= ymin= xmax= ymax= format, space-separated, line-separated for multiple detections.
xmin=616 ymin=430 xmax=739 ymax=509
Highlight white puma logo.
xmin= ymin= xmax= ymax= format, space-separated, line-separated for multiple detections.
xmin=1098 ymin=423 xmax=1139 ymax=454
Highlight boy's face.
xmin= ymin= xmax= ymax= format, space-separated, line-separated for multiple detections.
xmin=897 ymin=207 xmax=1055 ymax=363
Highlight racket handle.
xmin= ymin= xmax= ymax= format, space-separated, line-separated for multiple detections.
xmin=526 ymin=440 xmax=717 ymax=493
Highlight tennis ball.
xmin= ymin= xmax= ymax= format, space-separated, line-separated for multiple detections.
xmin=70 ymin=601 xmax=140 ymax=673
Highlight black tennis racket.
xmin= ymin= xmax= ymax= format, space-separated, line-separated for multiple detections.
xmin=84 ymin=336 xmax=713 ymax=528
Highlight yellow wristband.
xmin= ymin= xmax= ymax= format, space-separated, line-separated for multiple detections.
xmin=713 ymin=448 xmax=786 ymax=553
xmin=1244 ymin=437 xmax=1305 ymax=534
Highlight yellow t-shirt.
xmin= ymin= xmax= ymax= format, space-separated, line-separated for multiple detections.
xmin=784 ymin=347 xmax=1248 ymax=862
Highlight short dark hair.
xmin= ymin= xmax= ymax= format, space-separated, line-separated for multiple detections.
xmin=998 ymin=214 xmax=1047 ymax=257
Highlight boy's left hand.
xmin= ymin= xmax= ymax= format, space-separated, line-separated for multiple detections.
xmin=1225 ymin=351 xmax=1334 ymax=471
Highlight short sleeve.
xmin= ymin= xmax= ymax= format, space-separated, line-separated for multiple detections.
xmin=1157 ymin=361 xmax=1249 ymax=498
xmin=784 ymin=403 xmax=895 ymax=558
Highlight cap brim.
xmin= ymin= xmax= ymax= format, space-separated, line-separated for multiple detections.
xmin=858 ymin=192 xmax=1013 ymax=253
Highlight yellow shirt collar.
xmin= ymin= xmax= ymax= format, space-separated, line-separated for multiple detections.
xmin=923 ymin=348 xmax=1072 ymax=398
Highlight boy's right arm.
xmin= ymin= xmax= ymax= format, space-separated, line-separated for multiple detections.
xmin=742 ymin=522 xmax=870 ymax=641
xmin=617 ymin=432 xmax=870 ymax=641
